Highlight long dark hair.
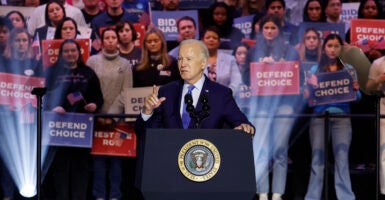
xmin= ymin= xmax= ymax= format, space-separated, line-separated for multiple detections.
xmin=303 ymin=0 xmax=326 ymax=22
xmin=256 ymin=14 xmax=287 ymax=60
xmin=54 ymin=17 xmax=80 ymax=39
xmin=45 ymin=0 xmax=66 ymax=26
xmin=55 ymin=39 xmax=85 ymax=67
xmin=318 ymin=34 xmax=344 ymax=73
xmin=206 ymin=2 xmax=234 ymax=37
xmin=357 ymin=0 xmax=384 ymax=19
xmin=6 ymin=10 xmax=27 ymax=28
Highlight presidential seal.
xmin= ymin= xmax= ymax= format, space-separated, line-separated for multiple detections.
xmin=178 ymin=139 xmax=221 ymax=182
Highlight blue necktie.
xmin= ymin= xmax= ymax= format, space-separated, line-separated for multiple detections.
xmin=182 ymin=85 xmax=195 ymax=129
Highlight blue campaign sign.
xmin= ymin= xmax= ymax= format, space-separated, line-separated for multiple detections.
xmin=298 ymin=22 xmax=345 ymax=42
xmin=234 ymin=15 xmax=254 ymax=39
xmin=151 ymin=10 xmax=199 ymax=41
xmin=42 ymin=112 xmax=94 ymax=148
xmin=308 ymin=70 xmax=357 ymax=106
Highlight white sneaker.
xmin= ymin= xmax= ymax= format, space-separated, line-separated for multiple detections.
xmin=272 ymin=193 xmax=282 ymax=200
xmin=259 ymin=193 xmax=268 ymax=200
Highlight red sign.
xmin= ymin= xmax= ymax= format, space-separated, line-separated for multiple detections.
xmin=0 ymin=72 xmax=45 ymax=107
xmin=91 ymin=122 xmax=137 ymax=157
xmin=42 ymin=38 xmax=91 ymax=69
xmin=133 ymin=22 xmax=146 ymax=48
xmin=250 ymin=61 xmax=300 ymax=96
xmin=350 ymin=19 xmax=385 ymax=52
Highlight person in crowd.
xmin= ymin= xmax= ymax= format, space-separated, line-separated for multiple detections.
xmin=248 ymin=14 xmax=299 ymax=63
xmin=284 ymin=0 xmax=307 ymax=26
xmin=54 ymin=17 xmax=81 ymax=39
xmin=28 ymin=0 xmax=87 ymax=36
xmin=201 ymin=26 xmax=243 ymax=93
xmin=0 ymin=19 xmax=16 ymax=200
xmin=248 ymin=14 xmax=299 ymax=200
xmin=324 ymin=0 xmax=343 ymax=23
xmin=265 ymin=0 xmax=298 ymax=45
xmin=295 ymin=28 xmax=322 ymax=63
xmin=203 ymin=2 xmax=245 ymax=50
xmin=116 ymin=20 xmax=142 ymax=67
xmin=24 ymin=0 xmax=40 ymax=7
xmin=34 ymin=0 xmax=66 ymax=41
xmin=44 ymin=39 xmax=103 ymax=200
xmin=250 ymin=12 xmax=265 ymax=40
xmin=90 ymin=0 xmax=139 ymax=53
xmin=223 ymin=0 xmax=242 ymax=18
xmin=367 ymin=54 xmax=385 ymax=196
xmin=86 ymin=28 xmax=132 ymax=200
xmin=346 ymin=0 xmax=384 ymax=61
xmin=233 ymin=42 xmax=250 ymax=85
xmin=245 ymin=0 xmax=266 ymax=16
xmin=81 ymin=0 xmax=102 ymax=27
xmin=135 ymin=39 xmax=254 ymax=134
xmin=3 ymin=28 xmax=42 ymax=77
xmin=303 ymin=0 xmax=326 ymax=22
xmin=159 ymin=0 xmax=180 ymax=11
xmin=237 ymin=0 xmax=265 ymax=17
xmin=168 ymin=16 xmax=198 ymax=59
xmin=133 ymin=27 xmax=180 ymax=87
xmin=304 ymin=33 xmax=358 ymax=200
xmin=6 ymin=11 xmax=27 ymax=29
xmin=0 ymin=17 xmax=13 ymax=55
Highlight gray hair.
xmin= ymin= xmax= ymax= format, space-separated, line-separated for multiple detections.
xmin=180 ymin=39 xmax=209 ymax=60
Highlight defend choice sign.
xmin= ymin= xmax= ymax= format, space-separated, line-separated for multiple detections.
xmin=42 ymin=38 xmax=90 ymax=69
xmin=0 ymin=72 xmax=45 ymax=107
xmin=250 ymin=61 xmax=300 ymax=96
xmin=308 ymin=71 xmax=357 ymax=106
xmin=124 ymin=87 xmax=153 ymax=115
xmin=43 ymin=112 xmax=94 ymax=148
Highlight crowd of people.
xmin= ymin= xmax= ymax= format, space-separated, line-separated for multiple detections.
xmin=0 ymin=0 xmax=384 ymax=199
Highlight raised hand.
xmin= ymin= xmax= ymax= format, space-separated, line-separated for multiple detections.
xmin=143 ymin=85 xmax=166 ymax=115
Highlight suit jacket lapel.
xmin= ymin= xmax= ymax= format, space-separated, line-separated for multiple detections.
xmin=176 ymin=80 xmax=184 ymax=128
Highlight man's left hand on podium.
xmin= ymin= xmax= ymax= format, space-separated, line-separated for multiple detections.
xmin=234 ymin=123 xmax=255 ymax=135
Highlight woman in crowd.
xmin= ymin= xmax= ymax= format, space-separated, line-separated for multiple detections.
xmin=248 ymin=14 xmax=299 ymax=200
xmin=303 ymin=0 xmax=326 ymax=22
xmin=304 ymin=33 xmax=358 ymax=200
xmin=34 ymin=0 xmax=66 ymax=41
xmin=116 ymin=20 xmax=142 ymax=67
xmin=86 ymin=28 xmax=132 ymax=200
xmin=0 ymin=17 xmax=13 ymax=55
xmin=6 ymin=11 xmax=27 ymax=29
xmin=202 ymin=26 xmax=243 ymax=93
xmin=204 ymin=2 xmax=245 ymax=50
xmin=233 ymin=42 xmax=250 ymax=85
xmin=54 ymin=17 xmax=81 ymax=39
xmin=133 ymin=26 xmax=180 ymax=87
xmin=44 ymin=39 xmax=103 ymax=200
xmin=250 ymin=12 xmax=265 ymax=41
xmin=3 ymin=27 xmax=42 ymax=77
xmin=346 ymin=0 xmax=384 ymax=61
xmin=295 ymin=28 xmax=322 ymax=63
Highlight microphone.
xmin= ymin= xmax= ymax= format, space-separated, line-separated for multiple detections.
xmin=185 ymin=93 xmax=198 ymax=124
xmin=184 ymin=92 xmax=210 ymax=128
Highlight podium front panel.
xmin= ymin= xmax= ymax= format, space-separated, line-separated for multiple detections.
xmin=136 ymin=129 xmax=256 ymax=200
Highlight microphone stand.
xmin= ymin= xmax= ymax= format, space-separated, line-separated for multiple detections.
xmin=31 ymin=87 xmax=46 ymax=200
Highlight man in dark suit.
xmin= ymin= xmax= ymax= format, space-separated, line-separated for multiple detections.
xmin=135 ymin=39 xmax=254 ymax=135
